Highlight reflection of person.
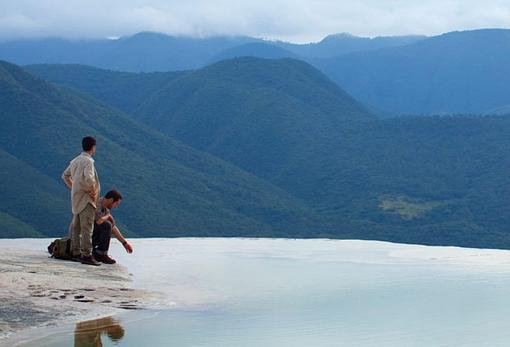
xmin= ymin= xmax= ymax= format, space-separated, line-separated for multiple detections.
xmin=74 ymin=316 xmax=125 ymax=347
xmin=62 ymin=136 xmax=101 ymax=266
xmin=93 ymin=189 xmax=134 ymax=264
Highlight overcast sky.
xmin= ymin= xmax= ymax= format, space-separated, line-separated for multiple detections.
xmin=1 ymin=0 xmax=509 ymax=43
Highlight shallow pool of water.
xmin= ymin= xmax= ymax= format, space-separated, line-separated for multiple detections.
xmin=10 ymin=238 xmax=510 ymax=346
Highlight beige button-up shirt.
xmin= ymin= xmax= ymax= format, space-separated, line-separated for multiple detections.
xmin=62 ymin=152 xmax=101 ymax=215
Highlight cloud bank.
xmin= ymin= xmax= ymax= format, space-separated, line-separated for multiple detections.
xmin=0 ymin=0 xmax=509 ymax=42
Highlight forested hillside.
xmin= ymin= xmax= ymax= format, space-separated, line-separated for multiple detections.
xmin=25 ymin=58 xmax=510 ymax=248
xmin=315 ymin=29 xmax=510 ymax=114
xmin=0 ymin=60 xmax=320 ymax=238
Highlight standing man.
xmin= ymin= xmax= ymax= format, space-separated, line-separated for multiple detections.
xmin=62 ymin=136 xmax=101 ymax=266
xmin=93 ymin=189 xmax=134 ymax=264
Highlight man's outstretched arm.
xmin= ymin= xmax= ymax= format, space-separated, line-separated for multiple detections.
xmin=112 ymin=226 xmax=133 ymax=254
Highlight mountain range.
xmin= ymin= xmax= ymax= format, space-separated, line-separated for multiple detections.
xmin=4 ymin=57 xmax=510 ymax=249
xmin=3 ymin=29 xmax=510 ymax=114
xmin=314 ymin=29 xmax=510 ymax=115
xmin=0 ymin=32 xmax=424 ymax=72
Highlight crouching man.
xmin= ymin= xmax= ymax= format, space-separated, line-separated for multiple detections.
xmin=93 ymin=190 xmax=133 ymax=264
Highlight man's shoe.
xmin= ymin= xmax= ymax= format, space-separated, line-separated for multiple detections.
xmin=94 ymin=252 xmax=116 ymax=265
xmin=80 ymin=255 xmax=101 ymax=266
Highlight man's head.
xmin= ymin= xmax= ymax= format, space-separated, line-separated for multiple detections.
xmin=82 ymin=136 xmax=96 ymax=155
xmin=104 ymin=189 xmax=122 ymax=209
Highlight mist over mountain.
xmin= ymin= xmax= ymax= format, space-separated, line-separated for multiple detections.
xmin=0 ymin=31 xmax=424 ymax=72
xmin=209 ymin=43 xmax=298 ymax=63
xmin=276 ymin=33 xmax=426 ymax=58
xmin=0 ymin=33 xmax=259 ymax=71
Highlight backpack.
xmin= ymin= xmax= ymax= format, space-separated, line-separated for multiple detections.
xmin=47 ymin=237 xmax=72 ymax=260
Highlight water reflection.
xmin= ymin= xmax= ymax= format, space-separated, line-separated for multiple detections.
xmin=74 ymin=317 xmax=124 ymax=347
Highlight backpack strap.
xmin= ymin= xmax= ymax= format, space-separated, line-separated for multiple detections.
xmin=65 ymin=238 xmax=72 ymax=257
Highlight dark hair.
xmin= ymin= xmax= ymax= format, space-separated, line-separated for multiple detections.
xmin=82 ymin=136 xmax=96 ymax=152
xmin=105 ymin=189 xmax=122 ymax=202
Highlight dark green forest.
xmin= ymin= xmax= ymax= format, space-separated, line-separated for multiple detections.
xmin=3 ymin=58 xmax=510 ymax=249
xmin=0 ymin=60 xmax=319 ymax=238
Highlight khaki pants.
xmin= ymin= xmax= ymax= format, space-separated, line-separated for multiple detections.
xmin=71 ymin=203 xmax=95 ymax=257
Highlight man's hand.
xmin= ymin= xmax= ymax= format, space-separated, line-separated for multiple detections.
xmin=89 ymin=189 xmax=98 ymax=202
xmin=112 ymin=226 xmax=132 ymax=254
xmin=85 ymin=186 xmax=98 ymax=202
xmin=123 ymin=241 xmax=133 ymax=254
xmin=64 ymin=178 xmax=73 ymax=190
xmin=62 ymin=168 xmax=72 ymax=189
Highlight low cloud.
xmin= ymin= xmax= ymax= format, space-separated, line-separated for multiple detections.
xmin=0 ymin=0 xmax=509 ymax=42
